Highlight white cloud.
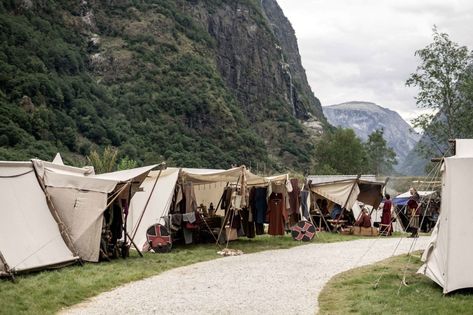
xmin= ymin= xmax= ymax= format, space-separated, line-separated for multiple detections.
xmin=276 ymin=0 xmax=473 ymax=122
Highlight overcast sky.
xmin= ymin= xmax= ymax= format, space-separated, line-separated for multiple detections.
xmin=276 ymin=0 xmax=473 ymax=123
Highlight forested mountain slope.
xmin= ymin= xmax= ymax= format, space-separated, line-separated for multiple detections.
xmin=0 ymin=0 xmax=327 ymax=171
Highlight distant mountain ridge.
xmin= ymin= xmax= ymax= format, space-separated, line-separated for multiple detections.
xmin=323 ymin=101 xmax=420 ymax=167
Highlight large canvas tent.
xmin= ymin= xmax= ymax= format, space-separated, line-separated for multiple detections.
xmin=32 ymin=160 xmax=157 ymax=262
xmin=419 ymin=139 xmax=473 ymax=293
xmin=0 ymin=162 xmax=78 ymax=276
xmin=307 ymin=175 xmax=386 ymax=219
xmin=127 ymin=166 xmax=292 ymax=250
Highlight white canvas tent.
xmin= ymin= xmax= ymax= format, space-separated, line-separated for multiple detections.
xmin=0 ymin=162 xmax=78 ymax=276
xmin=32 ymin=160 xmax=157 ymax=262
xmin=308 ymin=175 xmax=385 ymax=218
xmin=127 ymin=166 xmax=291 ymax=250
xmin=127 ymin=168 xmax=180 ymax=251
xmin=419 ymin=139 xmax=473 ymax=293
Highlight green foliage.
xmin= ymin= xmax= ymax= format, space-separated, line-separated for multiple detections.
xmin=365 ymin=129 xmax=397 ymax=176
xmin=0 ymin=0 xmax=321 ymax=173
xmin=314 ymin=128 xmax=368 ymax=175
xmin=407 ymin=27 xmax=473 ymax=157
xmin=87 ymin=146 xmax=118 ymax=174
xmin=117 ymin=156 xmax=138 ymax=171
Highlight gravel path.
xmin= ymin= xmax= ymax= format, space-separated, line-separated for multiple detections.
xmin=62 ymin=237 xmax=428 ymax=315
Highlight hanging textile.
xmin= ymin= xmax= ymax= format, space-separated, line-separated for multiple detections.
xmin=268 ymin=192 xmax=287 ymax=236
xmin=300 ymin=190 xmax=310 ymax=219
xmin=288 ymin=179 xmax=300 ymax=215
xmin=253 ymin=187 xmax=268 ymax=224
xmin=183 ymin=182 xmax=197 ymax=213
xmin=241 ymin=208 xmax=255 ymax=238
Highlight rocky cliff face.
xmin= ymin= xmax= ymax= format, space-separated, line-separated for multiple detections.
xmin=323 ymin=101 xmax=420 ymax=167
xmin=184 ymin=0 xmax=325 ymax=127
xmin=260 ymin=0 xmax=324 ymax=122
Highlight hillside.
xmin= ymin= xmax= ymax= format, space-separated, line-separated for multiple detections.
xmin=0 ymin=0 xmax=327 ymax=171
xmin=323 ymin=101 xmax=420 ymax=167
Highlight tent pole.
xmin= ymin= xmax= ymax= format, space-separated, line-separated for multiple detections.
xmin=0 ymin=250 xmax=13 ymax=279
xmin=122 ymin=182 xmax=133 ymax=258
xmin=124 ymin=229 xmax=143 ymax=257
xmin=216 ymin=173 xmax=242 ymax=245
xmin=130 ymin=163 xmax=165 ymax=242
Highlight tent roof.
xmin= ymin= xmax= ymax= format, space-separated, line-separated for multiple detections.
xmin=93 ymin=164 xmax=159 ymax=183
xmin=393 ymin=191 xmax=436 ymax=206
xmin=309 ymin=176 xmax=385 ymax=209
xmin=52 ymin=153 xmax=64 ymax=165
xmin=180 ymin=166 xmax=264 ymax=185
xmin=395 ymin=190 xmax=436 ymax=199
xmin=307 ymin=174 xmax=379 ymax=185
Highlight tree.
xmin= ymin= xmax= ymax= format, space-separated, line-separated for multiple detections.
xmin=406 ymin=26 xmax=473 ymax=157
xmin=314 ymin=128 xmax=367 ymax=175
xmin=364 ymin=129 xmax=397 ymax=175
xmin=117 ymin=156 xmax=138 ymax=170
xmin=87 ymin=146 xmax=118 ymax=174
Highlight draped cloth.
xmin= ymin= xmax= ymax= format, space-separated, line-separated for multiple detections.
xmin=268 ymin=193 xmax=287 ymax=236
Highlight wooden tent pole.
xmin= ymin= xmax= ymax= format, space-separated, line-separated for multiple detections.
xmin=130 ymin=163 xmax=165 ymax=242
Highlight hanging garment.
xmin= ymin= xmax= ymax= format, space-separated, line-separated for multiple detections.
xmin=183 ymin=228 xmax=193 ymax=244
xmin=240 ymin=208 xmax=255 ymax=238
xmin=268 ymin=192 xmax=287 ymax=236
xmin=288 ymin=179 xmax=300 ymax=216
xmin=300 ymin=190 xmax=310 ymax=219
xmin=253 ymin=187 xmax=268 ymax=224
xmin=229 ymin=210 xmax=241 ymax=229
xmin=255 ymin=223 xmax=265 ymax=235
xmin=170 ymin=213 xmax=182 ymax=231
xmin=184 ymin=182 xmax=197 ymax=213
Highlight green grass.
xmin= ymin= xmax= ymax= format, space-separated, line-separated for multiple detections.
xmin=318 ymin=251 xmax=473 ymax=315
xmin=0 ymin=232 xmax=361 ymax=315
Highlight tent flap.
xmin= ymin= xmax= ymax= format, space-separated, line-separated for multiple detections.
xmin=0 ymin=161 xmax=78 ymax=273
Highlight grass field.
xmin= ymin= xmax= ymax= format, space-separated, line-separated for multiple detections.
xmin=0 ymin=232 xmax=361 ymax=315
xmin=318 ymin=251 xmax=473 ymax=315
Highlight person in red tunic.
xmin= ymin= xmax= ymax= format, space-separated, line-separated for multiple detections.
xmin=355 ymin=207 xmax=372 ymax=228
xmin=380 ymin=193 xmax=393 ymax=235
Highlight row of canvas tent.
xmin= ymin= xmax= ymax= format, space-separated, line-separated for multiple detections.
xmin=0 ymin=157 xmax=290 ymax=277
xmin=127 ymin=166 xmax=293 ymax=251
xmin=0 ymin=157 xmax=157 ymax=277
xmin=128 ymin=172 xmax=388 ymax=250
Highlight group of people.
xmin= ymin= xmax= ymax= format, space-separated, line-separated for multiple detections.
xmin=353 ymin=187 xmax=422 ymax=237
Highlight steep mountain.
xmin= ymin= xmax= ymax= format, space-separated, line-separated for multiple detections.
xmin=323 ymin=101 xmax=420 ymax=166
xmin=0 ymin=0 xmax=327 ymax=171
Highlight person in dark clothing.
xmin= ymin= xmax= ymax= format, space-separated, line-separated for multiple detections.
xmin=407 ymin=188 xmax=420 ymax=237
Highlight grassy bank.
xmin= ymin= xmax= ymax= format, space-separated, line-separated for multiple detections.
xmin=318 ymin=251 xmax=473 ymax=315
xmin=1 ymin=232 xmax=360 ymax=315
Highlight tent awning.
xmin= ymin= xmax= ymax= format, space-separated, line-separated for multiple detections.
xmin=309 ymin=176 xmax=385 ymax=209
